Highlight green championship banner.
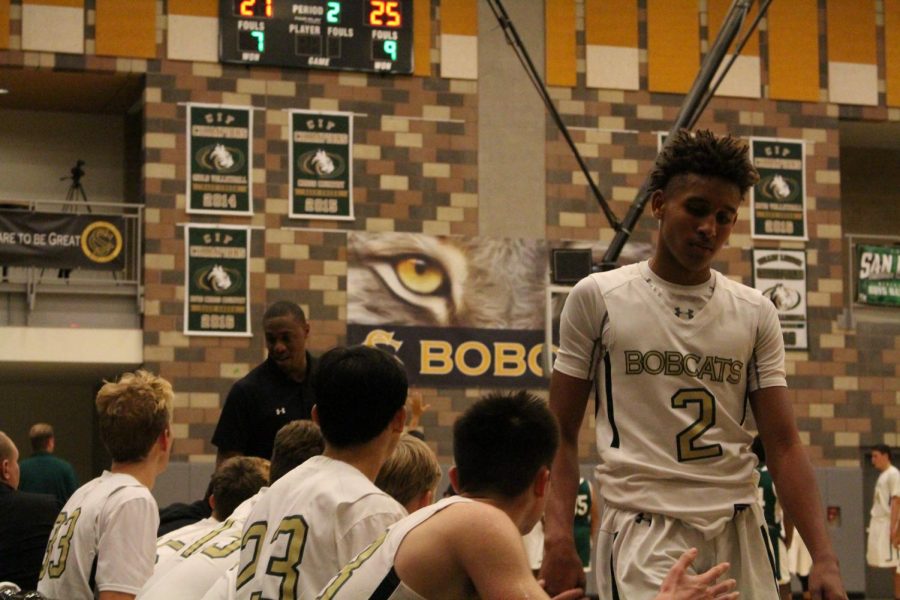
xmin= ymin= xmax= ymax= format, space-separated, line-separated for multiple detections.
xmin=857 ymin=244 xmax=900 ymax=307
xmin=290 ymin=109 xmax=354 ymax=220
xmin=752 ymin=249 xmax=808 ymax=350
xmin=0 ymin=210 xmax=125 ymax=270
xmin=750 ymin=138 xmax=807 ymax=240
xmin=187 ymin=104 xmax=253 ymax=215
xmin=184 ymin=224 xmax=251 ymax=337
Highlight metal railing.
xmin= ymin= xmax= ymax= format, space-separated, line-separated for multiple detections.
xmin=0 ymin=199 xmax=143 ymax=313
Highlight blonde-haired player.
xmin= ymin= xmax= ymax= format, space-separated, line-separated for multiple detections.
xmin=38 ymin=370 xmax=174 ymax=600
xmin=375 ymin=433 xmax=442 ymax=513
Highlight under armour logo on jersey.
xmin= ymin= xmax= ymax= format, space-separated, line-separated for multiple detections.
xmin=275 ymin=407 xmax=286 ymax=415
xmin=674 ymin=307 xmax=695 ymax=319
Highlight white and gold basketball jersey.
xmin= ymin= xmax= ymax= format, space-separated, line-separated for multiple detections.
xmin=139 ymin=491 xmax=265 ymax=600
xmin=583 ymin=262 xmax=784 ymax=537
xmin=37 ymin=471 xmax=159 ymax=600
xmin=236 ymin=455 xmax=407 ymax=600
xmin=318 ymin=496 xmax=472 ymax=600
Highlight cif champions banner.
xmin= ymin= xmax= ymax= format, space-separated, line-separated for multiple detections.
xmin=187 ymin=104 xmax=253 ymax=215
xmin=0 ymin=210 xmax=124 ymax=270
xmin=347 ymin=232 xmax=552 ymax=387
xmin=290 ymin=109 xmax=353 ymax=220
xmin=857 ymin=244 xmax=900 ymax=306
xmin=184 ymin=224 xmax=251 ymax=337
xmin=750 ymin=137 xmax=807 ymax=241
xmin=752 ymin=249 xmax=808 ymax=350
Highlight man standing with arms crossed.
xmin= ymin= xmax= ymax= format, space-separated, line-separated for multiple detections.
xmin=540 ymin=130 xmax=846 ymax=599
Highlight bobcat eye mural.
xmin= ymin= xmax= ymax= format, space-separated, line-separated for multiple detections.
xmin=348 ymin=232 xmax=547 ymax=328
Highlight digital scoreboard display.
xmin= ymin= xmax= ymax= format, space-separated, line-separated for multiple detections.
xmin=220 ymin=1 xmax=413 ymax=74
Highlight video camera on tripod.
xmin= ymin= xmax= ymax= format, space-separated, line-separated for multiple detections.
xmin=61 ymin=159 xmax=86 ymax=187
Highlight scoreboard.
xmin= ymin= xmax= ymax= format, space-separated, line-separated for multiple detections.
xmin=219 ymin=0 xmax=413 ymax=74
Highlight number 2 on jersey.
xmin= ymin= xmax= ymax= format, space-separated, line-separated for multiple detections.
xmin=236 ymin=516 xmax=309 ymax=599
xmin=671 ymin=388 xmax=723 ymax=462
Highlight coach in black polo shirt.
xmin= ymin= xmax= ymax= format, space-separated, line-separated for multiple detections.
xmin=212 ymin=301 xmax=318 ymax=465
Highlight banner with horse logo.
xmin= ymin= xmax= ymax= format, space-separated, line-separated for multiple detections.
xmin=184 ymin=224 xmax=251 ymax=337
xmin=289 ymin=109 xmax=354 ymax=220
xmin=752 ymin=249 xmax=808 ymax=350
xmin=750 ymin=138 xmax=807 ymax=241
xmin=187 ymin=104 xmax=253 ymax=215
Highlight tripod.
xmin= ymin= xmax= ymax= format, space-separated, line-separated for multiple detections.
xmin=57 ymin=160 xmax=91 ymax=279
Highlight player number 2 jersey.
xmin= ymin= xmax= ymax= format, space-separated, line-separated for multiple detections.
xmin=557 ymin=263 xmax=786 ymax=538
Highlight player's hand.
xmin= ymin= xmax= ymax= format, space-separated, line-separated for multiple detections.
xmin=407 ymin=391 xmax=430 ymax=421
xmin=654 ymin=548 xmax=738 ymax=600
xmin=891 ymin=530 xmax=900 ymax=549
xmin=537 ymin=578 xmax=586 ymax=600
xmin=539 ymin=541 xmax=586 ymax=596
xmin=808 ymin=557 xmax=847 ymax=600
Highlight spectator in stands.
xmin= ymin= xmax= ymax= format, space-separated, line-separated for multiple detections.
xmin=19 ymin=423 xmax=78 ymax=505
xmin=0 ymin=431 xmax=61 ymax=591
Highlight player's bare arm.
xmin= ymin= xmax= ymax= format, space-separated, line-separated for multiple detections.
xmin=541 ymin=370 xmax=593 ymax=595
xmin=98 ymin=592 xmax=137 ymax=600
xmin=891 ymin=496 xmax=900 ymax=548
xmin=751 ymin=386 xmax=847 ymax=600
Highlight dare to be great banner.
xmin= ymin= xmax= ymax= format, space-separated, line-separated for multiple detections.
xmin=187 ymin=104 xmax=253 ymax=215
xmin=184 ymin=224 xmax=251 ymax=337
xmin=0 ymin=210 xmax=125 ymax=270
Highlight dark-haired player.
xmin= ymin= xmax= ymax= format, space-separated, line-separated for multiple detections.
xmin=541 ymin=130 xmax=846 ymax=599
xmin=235 ymin=345 xmax=408 ymax=600
xmin=318 ymin=391 xmax=738 ymax=600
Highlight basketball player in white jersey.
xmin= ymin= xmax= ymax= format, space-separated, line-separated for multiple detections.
xmin=317 ymin=391 xmax=738 ymax=600
xmin=235 ymin=345 xmax=409 ymax=600
xmin=374 ymin=433 xmax=442 ymax=514
xmin=143 ymin=456 xmax=269 ymax=591
xmin=37 ymin=370 xmax=174 ymax=600
xmin=865 ymin=444 xmax=900 ymax=598
xmin=138 ymin=421 xmax=324 ymax=600
xmin=541 ymin=130 xmax=846 ymax=599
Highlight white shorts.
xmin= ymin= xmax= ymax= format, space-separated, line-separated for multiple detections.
xmin=866 ymin=516 xmax=900 ymax=568
xmin=594 ymin=504 xmax=779 ymax=600
xmin=787 ymin=534 xmax=812 ymax=577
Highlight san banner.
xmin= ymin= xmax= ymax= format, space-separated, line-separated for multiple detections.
xmin=187 ymin=104 xmax=253 ymax=215
xmin=857 ymin=244 xmax=900 ymax=306
xmin=347 ymin=232 xmax=553 ymax=386
xmin=752 ymin=249 xmax=808 ymax=350
xmin=290 ymin=109 xmax=354 ymax=220
xmin=0 ymin=210 xmax=125 ymax=270
xmin=184 ymin=224 xmax=251 ymax=337
xmin=750 ymin=138 xmax=807 ymax=240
